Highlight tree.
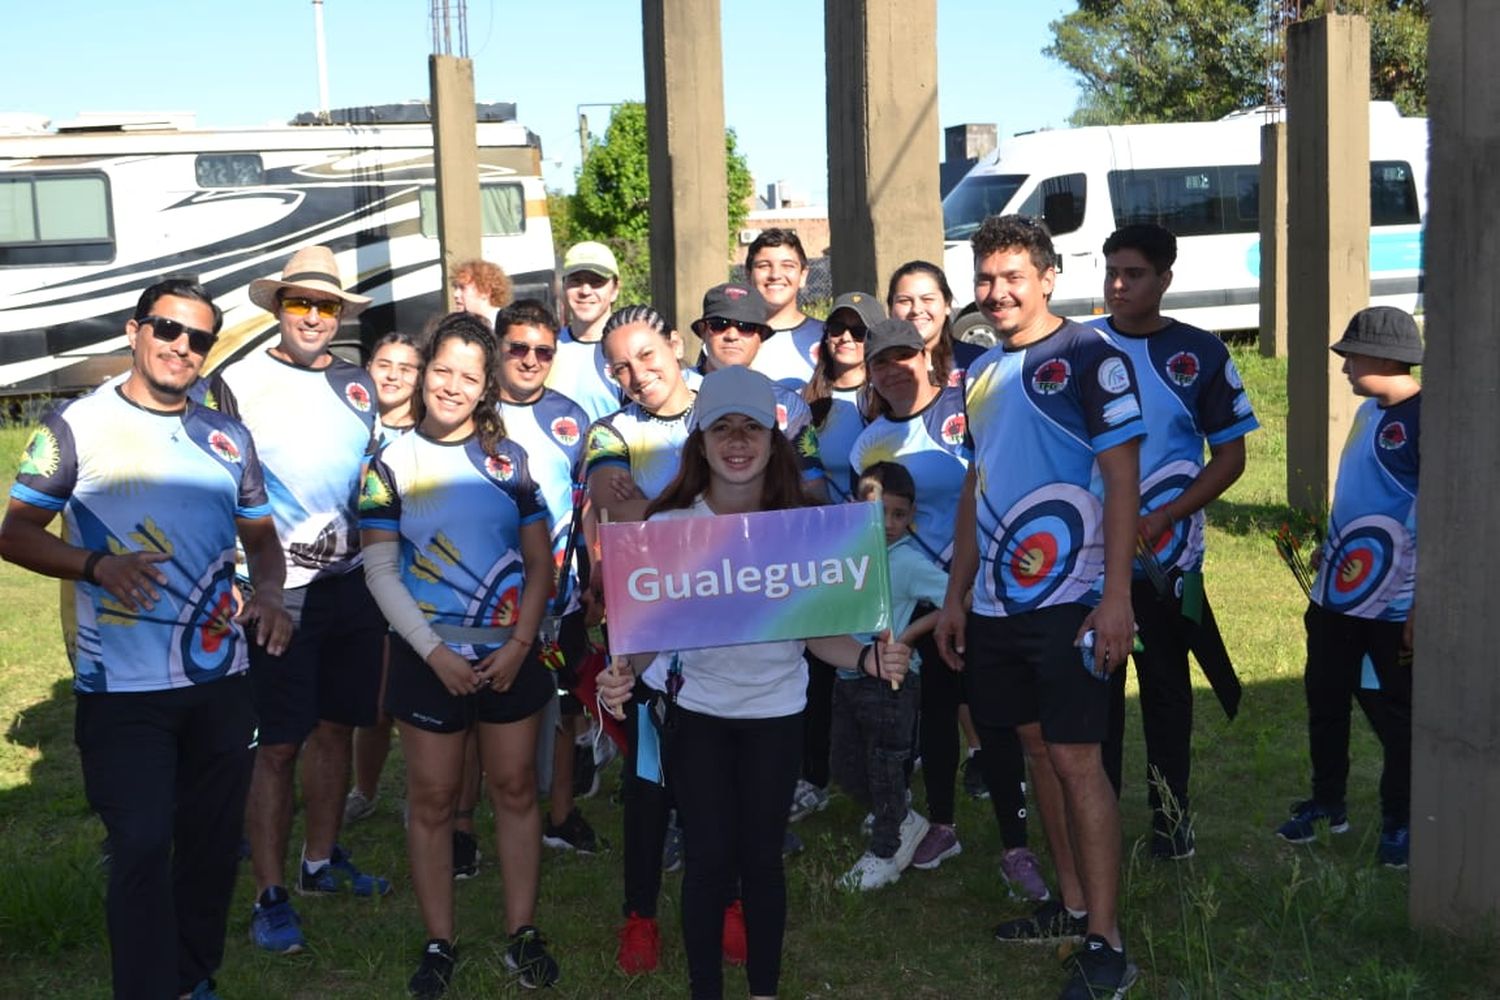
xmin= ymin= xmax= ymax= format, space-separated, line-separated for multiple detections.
xmin=1046 ymin=0 xmax=1428 ymax=125
xmin=565 ymin=102 xmax=754 ymax=303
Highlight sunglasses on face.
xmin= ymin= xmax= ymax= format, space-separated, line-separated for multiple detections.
xmin=505 ymin=342 xmax=556 ymax=363
xmin=141 ymin=315 xmax=217 ymax=355
xmin=825 ymin=321 xmax=869 ymax=342
xmin=280 ymin=296 xmax=345 ymax=319
xmin=695 ymin=316 xmax=769 ymax=337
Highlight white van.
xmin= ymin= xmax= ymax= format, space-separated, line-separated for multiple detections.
xmin=941 ymin=102 xmax=1426 ymax=332
xmin=0 ymin=104 xmax=556 ymax=396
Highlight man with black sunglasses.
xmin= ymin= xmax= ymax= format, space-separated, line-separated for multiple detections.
xmin=202 ymin=245 xmax=392 ymax=955
xmin=0 ymin=278 xmax=292 ymax=1000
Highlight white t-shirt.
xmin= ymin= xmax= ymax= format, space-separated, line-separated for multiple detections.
xmin=639 ymin=497 xmax=808 ymax=719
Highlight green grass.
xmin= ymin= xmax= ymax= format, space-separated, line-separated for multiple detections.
xmin=0 ymin=354 xmax=1496 ymax=998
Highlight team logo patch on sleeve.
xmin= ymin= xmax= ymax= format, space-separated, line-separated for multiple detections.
xmin=1031 ymin=358 xmax=1071 ymax=395
xmin=485 ymin=454 xmax=516 ymax=481
xmin=1378 ymin=421 xmax=1408 ymax=450
xmin=1097 ymin=356 xmax=1132 ymax=394
xmin=941 ymin=413 xmax=968 ymax=445
xmin=345 ymin=382 xmax=372 ymax=412
xmin=550 ymin=416 xmax=581 ymax=446
xmin=207 ymin=430 xmax=242 ymax=463
xmin=1164 ymin=351 xmax=1200 ymax=387
xmin=18 ymin=427 xmax=60 ymax=478
xmin=775 ymin=403 xmax=789 ymax=429
xmin=948 ymin=368 xmax=966 ymax=388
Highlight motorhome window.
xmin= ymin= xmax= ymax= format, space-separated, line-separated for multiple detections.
xmin=0 ymin=173 xmax=114 ymax=266
xmin=941 ymin=173 xmax=1027 ymax=241
xmin=419 ymin=183 xmax=525 ymax=238
xmin=1108 ymin=166 xmax=1259 ymax=237
xmin=1017 ymin=174 xmax=1087 ymax=236
xmin=1370 ymin=161 xmax=1419 ymax=226
xmin=195 ymin=154 xmax=265 ymax=188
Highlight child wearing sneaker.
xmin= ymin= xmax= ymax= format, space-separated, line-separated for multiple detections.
xmin=1274 ymin=307 xmax=1420 ymax=868
xmin=830 ymin=463 xmax=946 ymax=890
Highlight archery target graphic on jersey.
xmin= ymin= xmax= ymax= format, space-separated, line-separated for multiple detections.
xmin=174 ymin=557 xmax=242 ymax=684
xmin=1321 ymin=514 xmax=1410 ymax=616
xmin=1139 ymin=461 xmax=1201 ymax=571
xmin=469 ymin=553 xmax=526 ymax=627
xmin=985 ymin=483 xmax=1103 ymax=614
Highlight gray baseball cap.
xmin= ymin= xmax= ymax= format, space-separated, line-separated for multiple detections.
xmin=690 ymin=365 xmax=778 ymax=431
xmin=1330 ymin=306 xmax=1423 ymax=364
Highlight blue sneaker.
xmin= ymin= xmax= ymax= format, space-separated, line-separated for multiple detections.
xmin=185 ymin=979 xmax=222 ymax=1000
xmin=298 ymin=844 xmax=392 ymax=897
xmin=1378 ymin=822 xmax=1410 ymax=869
xmin=1275 ymin=799 xmax=1350 ymax=844
xmin=250 ymin=890 xmax=304 ymax=953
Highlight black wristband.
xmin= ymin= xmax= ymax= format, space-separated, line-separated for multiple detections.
xmin=858 ymin=642 xmax=874 ymax=677
xmin=82 ymin=550 xmax=106 ymax=585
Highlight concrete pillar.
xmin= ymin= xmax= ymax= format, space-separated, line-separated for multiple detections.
xmin=825 ymin=0 xmax=943 ymax=296
xmin=1410 ymin=1 xmax=1500 ymax=933
xmin=1284 ymin=15 xmax=1369 ymax=514
xmin=1258 ymin=122 xmax=1288 ymax=359
xmin=642 ymin=0 xmax=727 ymax=358
xmin=428 ymin=55 xmax=482 ymax=311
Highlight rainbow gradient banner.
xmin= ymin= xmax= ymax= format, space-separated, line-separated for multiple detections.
xmin=599 ymin=503 xmax=892 ymax=654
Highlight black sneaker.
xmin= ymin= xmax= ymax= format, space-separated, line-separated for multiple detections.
xmin=994 ymin=899 xmax=1088 ymax=944
xmin=505 ymin=925 xmax=560 ymax=989
xmin=1058 ymin=934 xmax=1138 ymax=999
xmin=963 ymin=751 xmax=991 ymax=800
xmin=408 ymin=938 xmax=456 ymax=999
xmin=1151 ymin=808 xmax=1196 ymax=861
xmin=452 ymin=830 xmax=480 ymax=880
xmin=543 ymin=808 xmax=602 ymax=854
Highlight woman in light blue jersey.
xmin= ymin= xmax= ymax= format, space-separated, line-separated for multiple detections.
xmin=360 ymin=312 xmax=562 ymax=993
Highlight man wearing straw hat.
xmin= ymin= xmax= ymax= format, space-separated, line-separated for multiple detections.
xmin=203 ymin=245 xmax=391 ymax=954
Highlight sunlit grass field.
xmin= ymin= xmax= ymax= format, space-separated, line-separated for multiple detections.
xmin=0 ymin=348 xmax=1494 ymax=998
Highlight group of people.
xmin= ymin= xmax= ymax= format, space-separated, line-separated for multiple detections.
xmin=0 ymin=212 xmax=1420 ymax=1000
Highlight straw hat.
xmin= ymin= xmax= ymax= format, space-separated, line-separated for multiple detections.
xmin=248 ymin=245 xmax=372 ymax=317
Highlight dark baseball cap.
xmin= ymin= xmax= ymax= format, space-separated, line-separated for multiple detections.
xmin=1330 ymin=306 xmax=1423 ymax=365
xmin=827 ymin=291 xmax=885 ymax=332
xmin=863 ymin=318 xmax=924 ymax=359
xmin=695 ymin=282 xmax=772 ymax=333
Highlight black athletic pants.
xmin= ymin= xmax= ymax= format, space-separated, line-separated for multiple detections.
xmin=621 ymin=680 xmax=671 ymax=918
xmin=673 ymin=707 xmax=802 ymax=1000
xmin=75 ymin=675 xmax=254 ymax=1000
xmin=801 ymin=652 xmax=835 ymax=788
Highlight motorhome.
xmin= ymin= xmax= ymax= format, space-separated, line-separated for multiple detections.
xmin=941 ymin=102 xmax=1426 ymax=332
xmin=0 ymin=103 xmax=555 ymax=397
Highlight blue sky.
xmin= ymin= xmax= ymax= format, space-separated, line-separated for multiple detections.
xmin=1 ymin=0 xmax=1080 ymax=203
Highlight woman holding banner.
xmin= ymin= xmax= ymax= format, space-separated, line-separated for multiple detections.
xmin=600 ymin=366 xmax=912 ymax=1000
xmin=359 ymin=312 xmax=561 ymax=995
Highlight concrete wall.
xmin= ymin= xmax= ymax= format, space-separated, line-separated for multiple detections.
xmin=1284 ymin=16 xmax=1369 ymax=514
xmin=1410 ymin=0 xmax=1500 ymax=932
xmin=825 ymin=0 xmax=943 ymax=296
xmin=428 ymin=55 xmax=481 ymax=311
xmin=1258 ymin=122 xmax=1288 ymax=359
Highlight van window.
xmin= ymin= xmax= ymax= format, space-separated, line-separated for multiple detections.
xmin=0 ymin=172 xmax=114 ymax=266
xmin=1017 ymin=173 xmax=1087 ymax=236
xmin=195 ymin=154 xmax=265 ymax=188
xmin=420 ymin=182 xmax=525 ymax=238
xmin=942 ymin=173 xmax=1027 ymax=241
xmin=1370 ymin=161 xmax=1419 ymax=226
xmin=1111 ymin=166 xmax=1255 ymax=237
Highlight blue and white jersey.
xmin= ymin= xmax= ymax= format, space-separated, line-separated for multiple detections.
xmin=501 ymin=389 xmax=588 ymax=615
xmin=963 ymin=321 xmax=1146 ymax=618
xmin=1095 ymin=318 xmax=1260 ymax=575
xmin=547 ymin=326 xmax=623 ymax=423
xmin=1312 ymin=394 xmax=1420 ymax=621
xmin=359 ymin=432 xmax=548 ymax=643
xmin=846 ymin=536 xmax=950 ymax=678
xmin=204 ymin=350 xmax=376 ymax=589
xmin=848 ymin=385 xmax=971 ymax=565
xmin=583 ymin=400 xmax=695 ymax=502
xmin=376 ymin=419 xmax=416 ymax=449
xmin=11 ymin=387 xmax=270 ymax=693
xmin=813 ymin=385 xmax=867 ymax=501
xmin=751 ymin=316 xmax=824 ymax=390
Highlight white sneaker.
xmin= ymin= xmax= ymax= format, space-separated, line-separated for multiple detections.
xmin=788 ymin=779 xmax=831 ymax=823
xmin=891 ymin=810 xmax=932 ymax=873
xmin=838 ymin=850 xmax=902 ymax=891
xmin=343 ymin=789 xmax=376 ymax=825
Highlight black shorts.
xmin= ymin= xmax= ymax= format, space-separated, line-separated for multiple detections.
xmin=384 ymin=635 xmax=555 ymax=734
xmin=962 ymin=603 xmax=1109 ymax=745
xmin=248 ymin=571 xmax=386 ymax=745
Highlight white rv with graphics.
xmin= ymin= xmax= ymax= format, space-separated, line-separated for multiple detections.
xmin=0 ymin=104 xmax=555 ymax=397
xmin=941 ymin=102 xmax=1427 ymax=332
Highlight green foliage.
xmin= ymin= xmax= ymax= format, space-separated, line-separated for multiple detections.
xmin=563 ymin=102 xmax=753 ymax=305
xmin=1047 ymin=0 xmax=1429 ymax=124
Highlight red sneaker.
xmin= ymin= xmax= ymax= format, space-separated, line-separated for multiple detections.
xmin=617 ymin=911 xmax=660 ymax=973
xmin=722 ymin=899 xmax=747 ymax=966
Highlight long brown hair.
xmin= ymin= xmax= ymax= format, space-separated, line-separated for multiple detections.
xmin=802 ymin=311 xmax=867 ymax=429
xmin=645 ymin=427 xmax=808 ymax=517
xmin=414 ymin=311 xmax=508 ymax=458
xmin=886 ymin=260 xmax=957 ymax=386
